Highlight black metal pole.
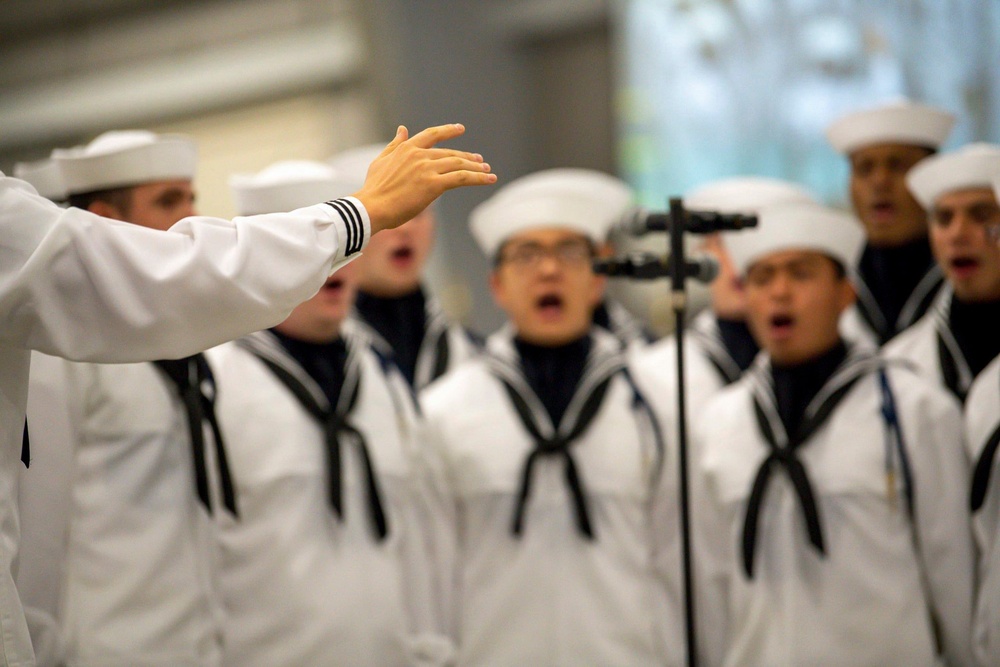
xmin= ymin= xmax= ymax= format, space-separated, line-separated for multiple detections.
xmin=668 ymin=196 xmax=698 ymax=667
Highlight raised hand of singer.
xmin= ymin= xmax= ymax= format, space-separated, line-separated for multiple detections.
xmin=353 ymin=123 xmax=496 ymax=234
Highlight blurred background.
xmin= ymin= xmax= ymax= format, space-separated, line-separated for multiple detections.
xmin=2 ymin=0 xmax=999 ymax=336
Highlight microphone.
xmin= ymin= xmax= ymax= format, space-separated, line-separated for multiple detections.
xmin=614 ymin=206 xmax=758 ymax=236
xmin=593 ymin=253 xmax=719 ymax=283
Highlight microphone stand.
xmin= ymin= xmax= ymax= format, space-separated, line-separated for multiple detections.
xmin=595 ymin=199 xmax=755 ymax=667
xmin=668 ymin=196 xmax=698 ymax=667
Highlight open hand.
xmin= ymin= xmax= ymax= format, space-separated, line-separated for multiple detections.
xmin=353 ymin=124 xmax=496 ymax=234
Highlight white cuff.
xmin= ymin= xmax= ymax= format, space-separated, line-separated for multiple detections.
xmin=321 ymin=195 xmax=372 ymax=260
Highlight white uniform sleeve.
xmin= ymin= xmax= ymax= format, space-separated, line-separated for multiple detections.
xmin=907 ymin=382 xmax=976 ymax=667
xmin=1 ymin=174 xmax=369 ymax=362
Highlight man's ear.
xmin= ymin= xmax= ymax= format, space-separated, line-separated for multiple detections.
xmin=88 ymin=200 xmax=127 ymax=222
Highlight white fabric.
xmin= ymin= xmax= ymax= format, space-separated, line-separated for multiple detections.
xmin=695 ymin=357 xmax=974 ymax=667
xmin=207 ymin=325 xmax=453 ymax=667
xmin=0 ymin=172 xmax=367 ymax=665
xmin=683 ymin=176 xmax=814 ymax=214
xmin=965 ymin=355 xmax=1000 ymax=667
xmin=419 ymin=329 xmax=681 ymax=667
xmin=884 ymin=288 xmax=973 ymax=396
xmin=838 ymin=304 xmax=882 ymax=348
xmin=597 ymin=299 xmax=651 ymax=350
xmin=20 ymin=355 xmax=226 ymax=667
xmin=906 ymin=143 xmax=1000 ymax=210
xmin=630 ymin=311 xmax=742 ymax=667
xmin=230 ymin=160 xmax=343 ymax=216
xmin=634 ymin=310 xmax=733 ymax=421
xmin=468 ymin=168 xmax=632 ymax=256
xmin=327 ymin=143 xmax=386 ymax=198
xmin=726 ymin=201 xmax=864 ymax=276
xmin=13 ymin=159 xmax=66 ymax=203
xmin=825 ymin=100 xmax=955 ymax=155
xmin=53 ymin=130 xmax=197 ymax=194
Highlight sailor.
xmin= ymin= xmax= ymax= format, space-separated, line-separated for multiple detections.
xmin=208 ymin=160 xmax=452 ymax=667
xmin=827 ymin=99 xmax=955 ymax=346
xmin=420 ymin=171 xmax=679 ymax=666
xmin=329 ymin=144 xmax=480 ymax=390
xmin=8 ymin=123 xmax=492 ymax=666
xmin=636 ymin=176 xmax=815 ymax=418
xmin=964 ymin=173 xmax=1000 ymax=665
xmin=884 ymin=143 xmax=1000 ymax=402
xmin=694 ymin=200 xmax=974 ymax=666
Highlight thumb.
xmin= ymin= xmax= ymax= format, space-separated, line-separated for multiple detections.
xmin=380 ymin=125 xmax=408 ymax=156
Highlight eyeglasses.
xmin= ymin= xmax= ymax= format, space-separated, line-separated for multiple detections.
xmin=498 ymin=240 xmax=594 ymax=269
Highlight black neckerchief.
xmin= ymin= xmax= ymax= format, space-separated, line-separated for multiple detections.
xmin=948 ymin=297 xmax=1000 ymax=383
xmin=240 ymin=331 xmax=388 ymax=540
xmin=355 ymin=288 xmax=428 ymax=386
xmin=856 ymin=239 xmax=943 ymax=344
xmin=741 ymin=343 xmax=873 ymax=578
xmin=153 ymin=355 xmax=238 ymax=517
xmin=971 ymin=370 xmax=1000 ymax=512
xmin=514 ymin=336 xmax=592 ymax=427
xmin=716 ymin=317 xmax=759 ymax=375
xmin=485 ymin=333 xmax=630 ymax=540
xmin=21 ymin=423 xmax=29 ymax=468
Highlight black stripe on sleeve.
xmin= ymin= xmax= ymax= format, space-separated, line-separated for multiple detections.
xmin=338 ymin=198 xmax=365 ymax=250
xmin=326 ymin=199 xmax=357 ymax=255
xmin=326 ymin=198 xmax=364 ymax=255
xmin=324 ymin=200 xmax=353 ymax=253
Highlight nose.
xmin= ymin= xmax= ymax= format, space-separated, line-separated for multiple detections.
xmin=536 ymin=251 xmax=563 ymax=277
xmin=946 ymin=212 xmax=979 ymax=245
xmin=870 ymin=163 xmax=893 ymax=190
xmin=768 ymin=271 xmax=793 ymax=299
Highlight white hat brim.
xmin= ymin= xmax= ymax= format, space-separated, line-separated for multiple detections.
xmin=55 ymin=134 xmax=197 ymax=194
xmin=230 ymin=160 xmax=344 ymax=215
xmin=469 ymin=168 xmax=632 ymax=257
xmin=826 ymin=101 xmax=955 ymax=155
xmin=726 ymin=202 xmax=865 ymax=276
xmin=906 ymin=143 xmax=1000 ymax=210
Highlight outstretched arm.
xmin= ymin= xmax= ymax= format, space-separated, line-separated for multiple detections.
xmin=0 ymin=123 xmax=495 ymax=363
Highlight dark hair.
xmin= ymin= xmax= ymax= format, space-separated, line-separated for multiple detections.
xmin=68 ymin=186 xmax=134 ymax=216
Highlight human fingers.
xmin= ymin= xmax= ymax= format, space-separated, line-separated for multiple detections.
xmin=432 ymin=156 xmax=493 ymax=175
xmin=407 ymin=123 xmax=467 ymax=149
xmin=423 ymin=147 xmax=485 ymax=163
xmin=435 ymin=169 xmax=498 ymax=190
